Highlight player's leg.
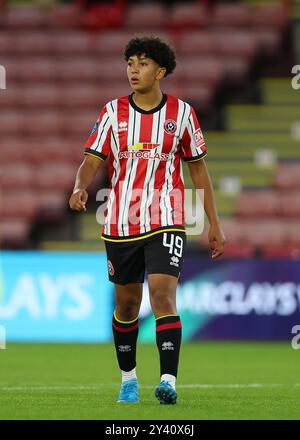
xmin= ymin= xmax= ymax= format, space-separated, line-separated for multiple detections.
xmin=104 ymin=239 xmax=145 ymax=403
xmin=148 ymin=273 xmax=181 ymax=404
xmin=113 ymin=282 xmax=143 ymax=380
xmin=145 ymin=231 xmax=186 ymax=404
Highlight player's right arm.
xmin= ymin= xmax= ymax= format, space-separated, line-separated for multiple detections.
xmin=69 ymin=155 xmax=104 ymax=211
xmin=69 ymin=104 xmax=112 ymax=212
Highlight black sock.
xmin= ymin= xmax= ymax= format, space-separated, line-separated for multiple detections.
xmin=155 ymin=315 xmax=182 ymax=377
xmin=112 ymin=312 xmax=139 ymax=372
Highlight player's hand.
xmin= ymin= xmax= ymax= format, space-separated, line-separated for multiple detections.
xmin=69 ymin=189 xmax=88 ymax=212
xmin=208 ymin=223 xmax=226 ymax=259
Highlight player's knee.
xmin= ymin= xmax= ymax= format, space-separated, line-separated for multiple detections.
xmin=150 ymin=290 xmax=176 ymax=314
xmin=116 ymin=299 xmax=140 ymax=321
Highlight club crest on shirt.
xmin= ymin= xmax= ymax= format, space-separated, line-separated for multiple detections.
xmin=164 ymin=119 xmax=177 ymax=135
xmin=108 ymin=260 xmax=115 ymax=276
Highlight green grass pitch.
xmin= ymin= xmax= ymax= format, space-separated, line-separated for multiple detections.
xmin=0 ymin=342 xmax=299 ymax=420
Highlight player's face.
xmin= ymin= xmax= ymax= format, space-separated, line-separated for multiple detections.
xmin=127 ymin=55 xmax=165 ymax=92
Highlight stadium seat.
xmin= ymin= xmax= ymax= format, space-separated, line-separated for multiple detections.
xmin=274 ymin=164 xmax=300 ymax=189
xmin=242 ymin=220 xmax=286 ymax=246
xmin=285 ymin=221 xmax=300 ymax=245
xmin=181 ymin=84 xmax=215 ymax=114
xmin=236 ymin=191 xmax=279 ymax=217
xmin=0 ymin=140 xmax=28 ymax=164
xmin=4 ymin=6 xmax=47 ymax=28
xmin=221 ymin=243 xmax=255 ymax=259
xmin=213 ymin=31 xmax=257 ymax=59
xmin=212 ymin=4 xmax=250 ymax=28
xmin=17 ymin=59 xmax=55 ymax=82
xmin=176 ymin=31 xmax=215 ymax=56
xmin=0 ymin=219 xmax=31 ymax=248
xmin=1 ymin=190 xmax=38 ymax=220
xmin=93 ymin=31 xmax=137 ymax=55
xmin=23 ymin=112 xmax=64 ymax=136
xmin=176 ymin=57 xmax=223 ymax=86
xmin=36 ymin=190 xmax=67 ymax=221
xmin=279 ymin=192 xmax=300 ymax=218
xmin=250 ymin=4 xmax=289 ymax=31
xmin=52 ymin=32 xmax=93 ymax=55
xmin=124 ymin=4 xmax=167 ymax=29
xmin=253 ymin=29 xmax=281 ymax=57
xmin=262 ymin=244 xmax=300 ymax=259
xmin=0 ymin=112 xmax=23 ymax=134
xmin=22 ymin=86 xmax=62 ymax=109
xmin=13 ymin=32 xmax=53 ymax=56
xmin=0 ymin=32 xmax=13 ymax=53
xmin=47 ymin=4 xmax=81 ymax=28
xmin=168 ymin=3 xmax=208 ymax=30
xmin=1 ymin=164 xmax=36 ymax=189
xmin=35 ymin=163 xmax=76 ymax=191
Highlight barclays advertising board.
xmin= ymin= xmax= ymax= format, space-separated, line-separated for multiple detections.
xmin=0 ymin=252 xmax=113 ymax=342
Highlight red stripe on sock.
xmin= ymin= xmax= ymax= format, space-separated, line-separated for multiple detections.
xmin=112 ymin=321 xmax=139 ymax=333
xmin=156 ymin=321 xmax=182 ymax=332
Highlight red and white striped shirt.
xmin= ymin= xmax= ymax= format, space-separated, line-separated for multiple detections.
xmin=84 ymin=93 xmax=207 ymax=242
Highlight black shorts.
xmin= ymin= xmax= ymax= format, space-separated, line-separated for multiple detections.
xmin=104 ymin=231 xmax=186 ymax=285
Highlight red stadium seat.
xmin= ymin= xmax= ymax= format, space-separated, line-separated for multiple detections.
xmin=36 ymin=190 xmax=67 ymax=221
xmin=0 ymin=112 xmax=23 ymax=134
xmin=181 ymin=84 xmax=215 ymax=114
xmin=17 ymin=59 xmax=55 ymax=82
xmin=22 ymin=86 xmax=62 ymax=109
xmin=35 ymin=163 xmax=76 ymax=191
xmin=285 ymin=221 xmax=300 ymax=245
xmin=176 ymin=57 xmax=223 ymax=86
xmin=253 ymin=29 xmax=281 ymax=57
xmin=124 ymin=4 xmax=167 ymax=29
xmin=250 ymin=4 xmax=289 ymax=31
xmin=0 ymin=32 xmax=13 ymax=53
xmin=13 ymin=32 xmax=54 ymax=56
xmin=177 ymin=32 xmax=215 ymax=56
xmin=1 ymin=164 xmax=36 ymax=189
xmin=4 ymin=6 xmax=47 ymax=28
xmin=279 ymin=192 xmax=300 ymax=218
xmin=23 ymin=112 xmax=64 ymax=136
xmin=168 ymin=3 xmax=208 ymax=30
xmin=274 ymin=164 xmax=300 ymax=189
xmin=236 ymin=191 xmax=279 ymax=217
xmin=0 ymin=219 xmax=31 ymax=248
xmin=242 ymin=220 xmax=286 ymax=246
xmin=93 ymin=31 xmax=135 ymax=55
xmin=47 ymin=4 xmax=81 ymax=28
xmin=213 ymin=31 xmax=258 ymax=59
xmin=1 ymin=190 xmax=38 ymax=220
xmin=212 ymin=4 xmax=250 ymax=28
xmin=262 ymin=244 xmax=300 ymax=259
xmin=52 ymin=32 xmax=94 ymax=54
xmin=221 ymin=243 xmax=255 ymax=259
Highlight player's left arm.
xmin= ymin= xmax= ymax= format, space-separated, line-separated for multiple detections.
xmin=188 ymin=159 xmax=226 ymax=259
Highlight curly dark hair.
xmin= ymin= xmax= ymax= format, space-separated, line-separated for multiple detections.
xmin=124 ymin=36 xmax=176 ymax=77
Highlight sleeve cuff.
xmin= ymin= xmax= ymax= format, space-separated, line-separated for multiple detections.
xmin=183 ymin=151 xmax=207 ymax=162
xmin=84 ymin=148 xmax=107 ymax=161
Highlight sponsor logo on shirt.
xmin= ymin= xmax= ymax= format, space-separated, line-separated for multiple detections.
xmin=193 ymin=128 xmax=205 ymax=148
xmin=118 ymin=345 xmax=132 ymax=352
xmin=170 ymin=255 xmax=180 ymax=267
xmin=90 ymin=121 xmax=99 ymax=135
xmin=118 ymin=121 xmax=128 ymax=132
xmin=118 ymin=143 xmax=170 ymax=161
